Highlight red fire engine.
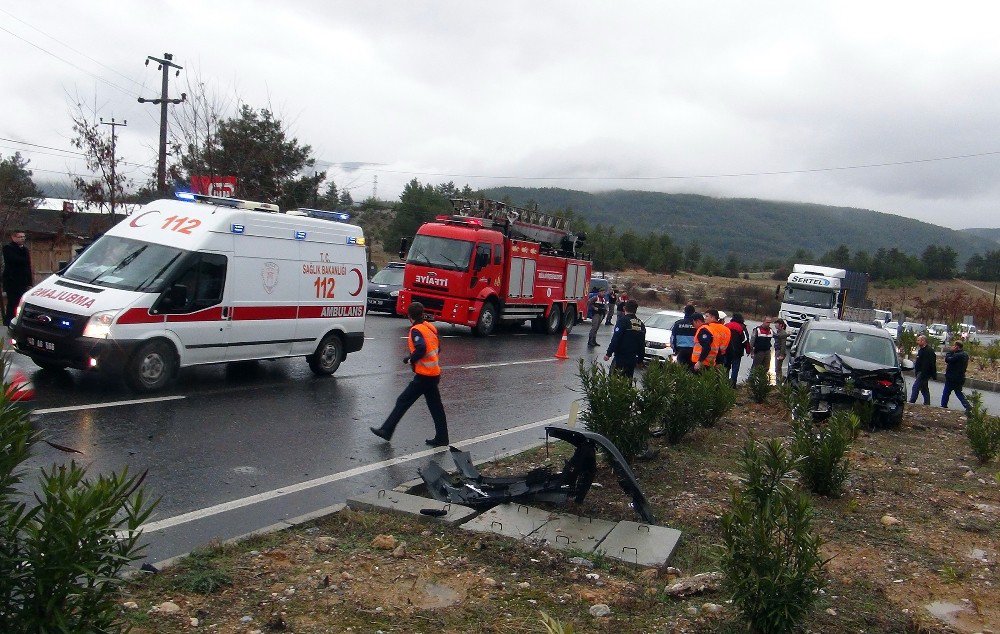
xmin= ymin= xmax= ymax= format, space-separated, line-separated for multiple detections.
xmin=396 ymin=198 xmax=592 ymax=336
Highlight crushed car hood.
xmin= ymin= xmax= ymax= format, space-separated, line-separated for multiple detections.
xmin=803 ymin=352 xmax=899 ymax=374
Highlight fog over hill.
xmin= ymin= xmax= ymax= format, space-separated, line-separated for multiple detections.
xmin=484 ymin=187 xmax=997 ymax=264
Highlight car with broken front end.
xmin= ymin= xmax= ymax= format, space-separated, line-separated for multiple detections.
xmin=787 ymin=319 xmax=913 ymax=427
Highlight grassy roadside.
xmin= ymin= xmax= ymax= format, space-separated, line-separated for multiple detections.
xmin=119 ymin=393 xmax=998 ymax=633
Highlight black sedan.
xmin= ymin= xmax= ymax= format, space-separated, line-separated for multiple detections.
xmin=367 ymin=262 xmax=405 ymax=314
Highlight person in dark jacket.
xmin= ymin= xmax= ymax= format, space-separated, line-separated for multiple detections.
xmin=2 ymin=230 xmax=33 ymax=326
xmin=604 ymin=299 xmax=645 ymax=378
xmin=908 ymin=335 xmax=937 ymax=405
xmin=723 ymin=313 xmax=749 ymax=386
xmin=941 ymin=341 xmax=970 ymax=410
xmin=605 ymin=286 xmax=618 ymax=325
xmin=671 ymin=304 xmax=697 ymax=368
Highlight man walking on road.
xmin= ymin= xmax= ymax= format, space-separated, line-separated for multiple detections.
xmin=604 ymin=299 xmax=645 ymax=378
xmin=724 ymin=313 xmax=749 ymax=386
xmin=909 ymin=335 xmax=937 ymax=405
xmin=671 ymin=304 xmax=697 ymax=368
xmin=941 ymin=341 xmax=970 ymax=411
xmin=2 ymin=230 xmax=33 ymax=327
xmin=587 ymin=288 xmax=608 ymax=347
xmin=370 ymin=302 xmax=450 ymax=447
xmin=773 ymin=319 xmax=790 ymax=384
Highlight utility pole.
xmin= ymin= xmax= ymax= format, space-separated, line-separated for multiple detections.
xmin=99 ymin=118 xmax=126 ymax=214
xmin=138 ymin=53 xmax=186 ymax=194
xmin=372 ymin=174 xmax=378 ymax=201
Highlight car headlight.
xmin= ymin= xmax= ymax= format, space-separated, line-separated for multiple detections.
xmin=390 ymin=290 xmax=399 ymax=297
xmin=82 ymin=310 xmax=118 ymax=339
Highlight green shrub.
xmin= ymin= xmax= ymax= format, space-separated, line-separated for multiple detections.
xmin=966 ymin=392 xmax=1000 ymax=464
xmin=747 ymin=366 xmax=772 ymax=404
xmin=638 ymin=361 xmax=702 ymax=444
xmin=779 ymin=383 xmax=812 ymax=421
xmin=636 ymin=359 xmax=672 ymax=435
xmin=0 ymin=359 xmax=156 ymax=633
xmin=540 ymin=611 xmax=574 ymax=633
xmin=578 ymin=360 xmax=644 ymax=462
xmin=897 ymin=329 xmax=918 ymax=359
xmin=697 ymin=366 xmax=737 ymax=427
xmin=720 ymin=437 xmax=826 ymax=634
xmin=790 ymin=410 xmax=858 ymax=497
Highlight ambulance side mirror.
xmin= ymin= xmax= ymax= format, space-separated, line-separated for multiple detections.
xmin=398 ymin=238 xmax=409 ymax=260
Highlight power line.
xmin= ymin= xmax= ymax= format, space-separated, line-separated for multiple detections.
xmin=0 ymin=7 xmax=147 ymax=91
xmin=342 ymin=148 xmax=1000 ymax=182
xmin=0 ymin=136 xmax=156 ymax=169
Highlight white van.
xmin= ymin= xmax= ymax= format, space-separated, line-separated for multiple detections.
xmin=11 ymin=194 xmax=367 ymax=392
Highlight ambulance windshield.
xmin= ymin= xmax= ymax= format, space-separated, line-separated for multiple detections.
xmin=63 ymin=236 xmax=187 ymax=292
xmin=406 ymin=235 xmax=473 ymax=272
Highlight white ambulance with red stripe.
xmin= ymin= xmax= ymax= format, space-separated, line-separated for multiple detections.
xmin=11 ymin=194 xmax=367 ymax=392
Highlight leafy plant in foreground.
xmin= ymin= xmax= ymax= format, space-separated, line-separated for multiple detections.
xmin=747 ymin=366 xmax=772 ymax=404
xmin=966 ymin=391 xmax=1000 ymax=464
xmin=720 ymin=437 xmax=826 ymax=634
xmin=578 ymin=360 xmax=644 ymax=462
xmin=790 ymin=410 xmax=858 ymax=497
xmin=696 ymin=366 xmax=737 ymax=428
xmin=0 ymin=358 xmax=157 ymax=633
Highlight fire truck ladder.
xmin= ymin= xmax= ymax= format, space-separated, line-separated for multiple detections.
xmin=449 ymin=198 xmax=575 ymax=250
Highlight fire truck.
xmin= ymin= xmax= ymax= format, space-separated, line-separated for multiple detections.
xmin=396 ymin=198 xmax=592 ymax=336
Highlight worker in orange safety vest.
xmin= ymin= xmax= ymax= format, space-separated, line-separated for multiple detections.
xmin=692 ymin=309 xmax=731 ymax=372
xmin=370 ymin=302 xmax=450 ymax=447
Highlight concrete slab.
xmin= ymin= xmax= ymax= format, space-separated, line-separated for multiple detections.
xmin=527 ymin=513 xmax=617 ymax=552
xmin=460 ymin=503 xmax=554 ymax=539
xmin=595 ymin=520 xmax=682 ymax=566
xmin=347 ymin=490 xmax=478 ymax=526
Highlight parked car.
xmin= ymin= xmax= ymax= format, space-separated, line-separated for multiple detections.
xmin=900 ymin=321 xmax=927 ymax=335
xmin=882 ymin=321 xmax=900 ymax=341
xmin=927 ymin=323 xmax=950 ymax=344
xmin=787 ymin=319 xmax=912 ymax=427
xmin=958 ymin=323 xmax=977 ymax=341
xmin=367 ymin=262 xmax=405 ymax=314
xmin=643 ymin=309 xmax=685 ymax=361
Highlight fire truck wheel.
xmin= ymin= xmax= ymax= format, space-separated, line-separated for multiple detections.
xmin=474 ymin=302 xmax=498 ymax=337
xmin=545 ymin=305 xmax=563 ymax=335
xmin=126 ymin=340 xmax=176 ymax=392
xmin=563 ymin=306 xmax=577 ymax=333
xmin=308 ymin=332 xmax=344 ymax=375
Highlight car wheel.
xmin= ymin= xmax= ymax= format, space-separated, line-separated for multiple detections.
xmin=308 ymin=332 xmax=344 ymax=375
xmin=474 ymin=302 xmax=498 ymax=337
xmin=125 ymin=340 xmax=176 ymax=392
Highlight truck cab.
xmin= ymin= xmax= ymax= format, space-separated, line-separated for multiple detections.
xmin=779 ymin=264 xmax=868 ymax=344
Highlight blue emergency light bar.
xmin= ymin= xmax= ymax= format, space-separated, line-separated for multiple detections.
xmin=231 ymin=224 xmax=245 ymax=234
xmin=295 ymin=231 xmax=307 ymax=240
xmin=296 ymin=208 xmax=351 ymax=222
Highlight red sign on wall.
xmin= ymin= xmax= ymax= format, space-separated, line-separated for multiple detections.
xmin=191 ymin=176 xmax=237 ymax=197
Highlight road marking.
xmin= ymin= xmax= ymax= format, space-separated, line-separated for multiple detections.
xmin=32 ymin=395 xmax=186 ymax=416
xmin=459 ymin=358 xmax=556 ymax=370
xmin=135 ymin=413 xmax=568 ymax=534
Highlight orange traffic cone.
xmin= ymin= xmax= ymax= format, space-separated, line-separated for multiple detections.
xmin=555 ymin=328 xmax=570 ymax=360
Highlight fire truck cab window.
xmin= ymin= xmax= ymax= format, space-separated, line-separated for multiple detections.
xmin=474 ymin=244 xmax=490 ymax=270
xmin=407 ymin=235 xmax=474 ymax=272
xmin=492 ymin=244 xmax=502 ymax=265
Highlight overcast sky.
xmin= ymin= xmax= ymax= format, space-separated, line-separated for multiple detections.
xmin=3 ymin=1 xmax=1000 ymax=229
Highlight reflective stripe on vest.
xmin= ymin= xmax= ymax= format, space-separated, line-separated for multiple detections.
xmin=692 ymin=324 xmax=717 ymax=366
xmin=409 ymin=322 xmax=441 ymax=377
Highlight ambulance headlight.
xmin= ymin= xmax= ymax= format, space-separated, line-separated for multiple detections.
xmin=83 ymin=310 xmax=117 ymax=339
xmin=390 ymin=290 xmax=399 ymax=297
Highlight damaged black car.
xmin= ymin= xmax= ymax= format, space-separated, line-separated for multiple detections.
xmin=787 ymin=319 xmax=913 ymax=427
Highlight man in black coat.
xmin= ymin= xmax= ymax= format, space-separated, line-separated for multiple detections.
xmin=941 ymin=341 xmax=970 ymax=410
xmin=604 ymin=299 xmax=645 ymax=378
xmin=908 ymin=335 xmax=937 ymax=405
xmin=2 ymin=230 xmax=33 ymax=326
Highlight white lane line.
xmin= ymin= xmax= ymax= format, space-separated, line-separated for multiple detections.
xmin=136 ymin=413 xmax=567 ymax=533
xmin=459 ymin=358 xmax=556 ymax=370
xmin=32 ymin=395 xmax=186 ymax=416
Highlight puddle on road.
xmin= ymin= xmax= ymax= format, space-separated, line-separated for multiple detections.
xmin=233 ymin=466 xmax=260 ymax=475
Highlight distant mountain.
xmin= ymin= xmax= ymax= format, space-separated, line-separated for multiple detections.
xmin=961 ymin=228 xmax=1000 ymax=245
xmin=482 ymin=187 xmax=997 ymax=263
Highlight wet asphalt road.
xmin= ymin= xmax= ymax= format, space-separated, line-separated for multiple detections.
xmin=15 ymin=309 xmax=995 ymax=565
xmin=19 ymin=312 xmax=613 ymax=564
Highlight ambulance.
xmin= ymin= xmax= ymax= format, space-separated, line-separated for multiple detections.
xmin=10 ymin=194 xmax=367 ymax=392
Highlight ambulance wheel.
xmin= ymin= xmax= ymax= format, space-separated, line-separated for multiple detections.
xmin=545 ymin=305 xmax=563 ymax=335
xmin=308 ymin=333 xmax=344 ymax=375
xmin=126 ymin=340 xmax=176 ymax=392
xmin=563 ymin=306 xmax=577 ymax=333
xmin=473 ymin=302 xmax=497 ymax=337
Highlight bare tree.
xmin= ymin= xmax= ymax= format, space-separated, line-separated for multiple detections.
xmin=69 ymin=95 xmax=131 ymax=214
xmin=168 ymin=68 xmax=237 ymax=187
